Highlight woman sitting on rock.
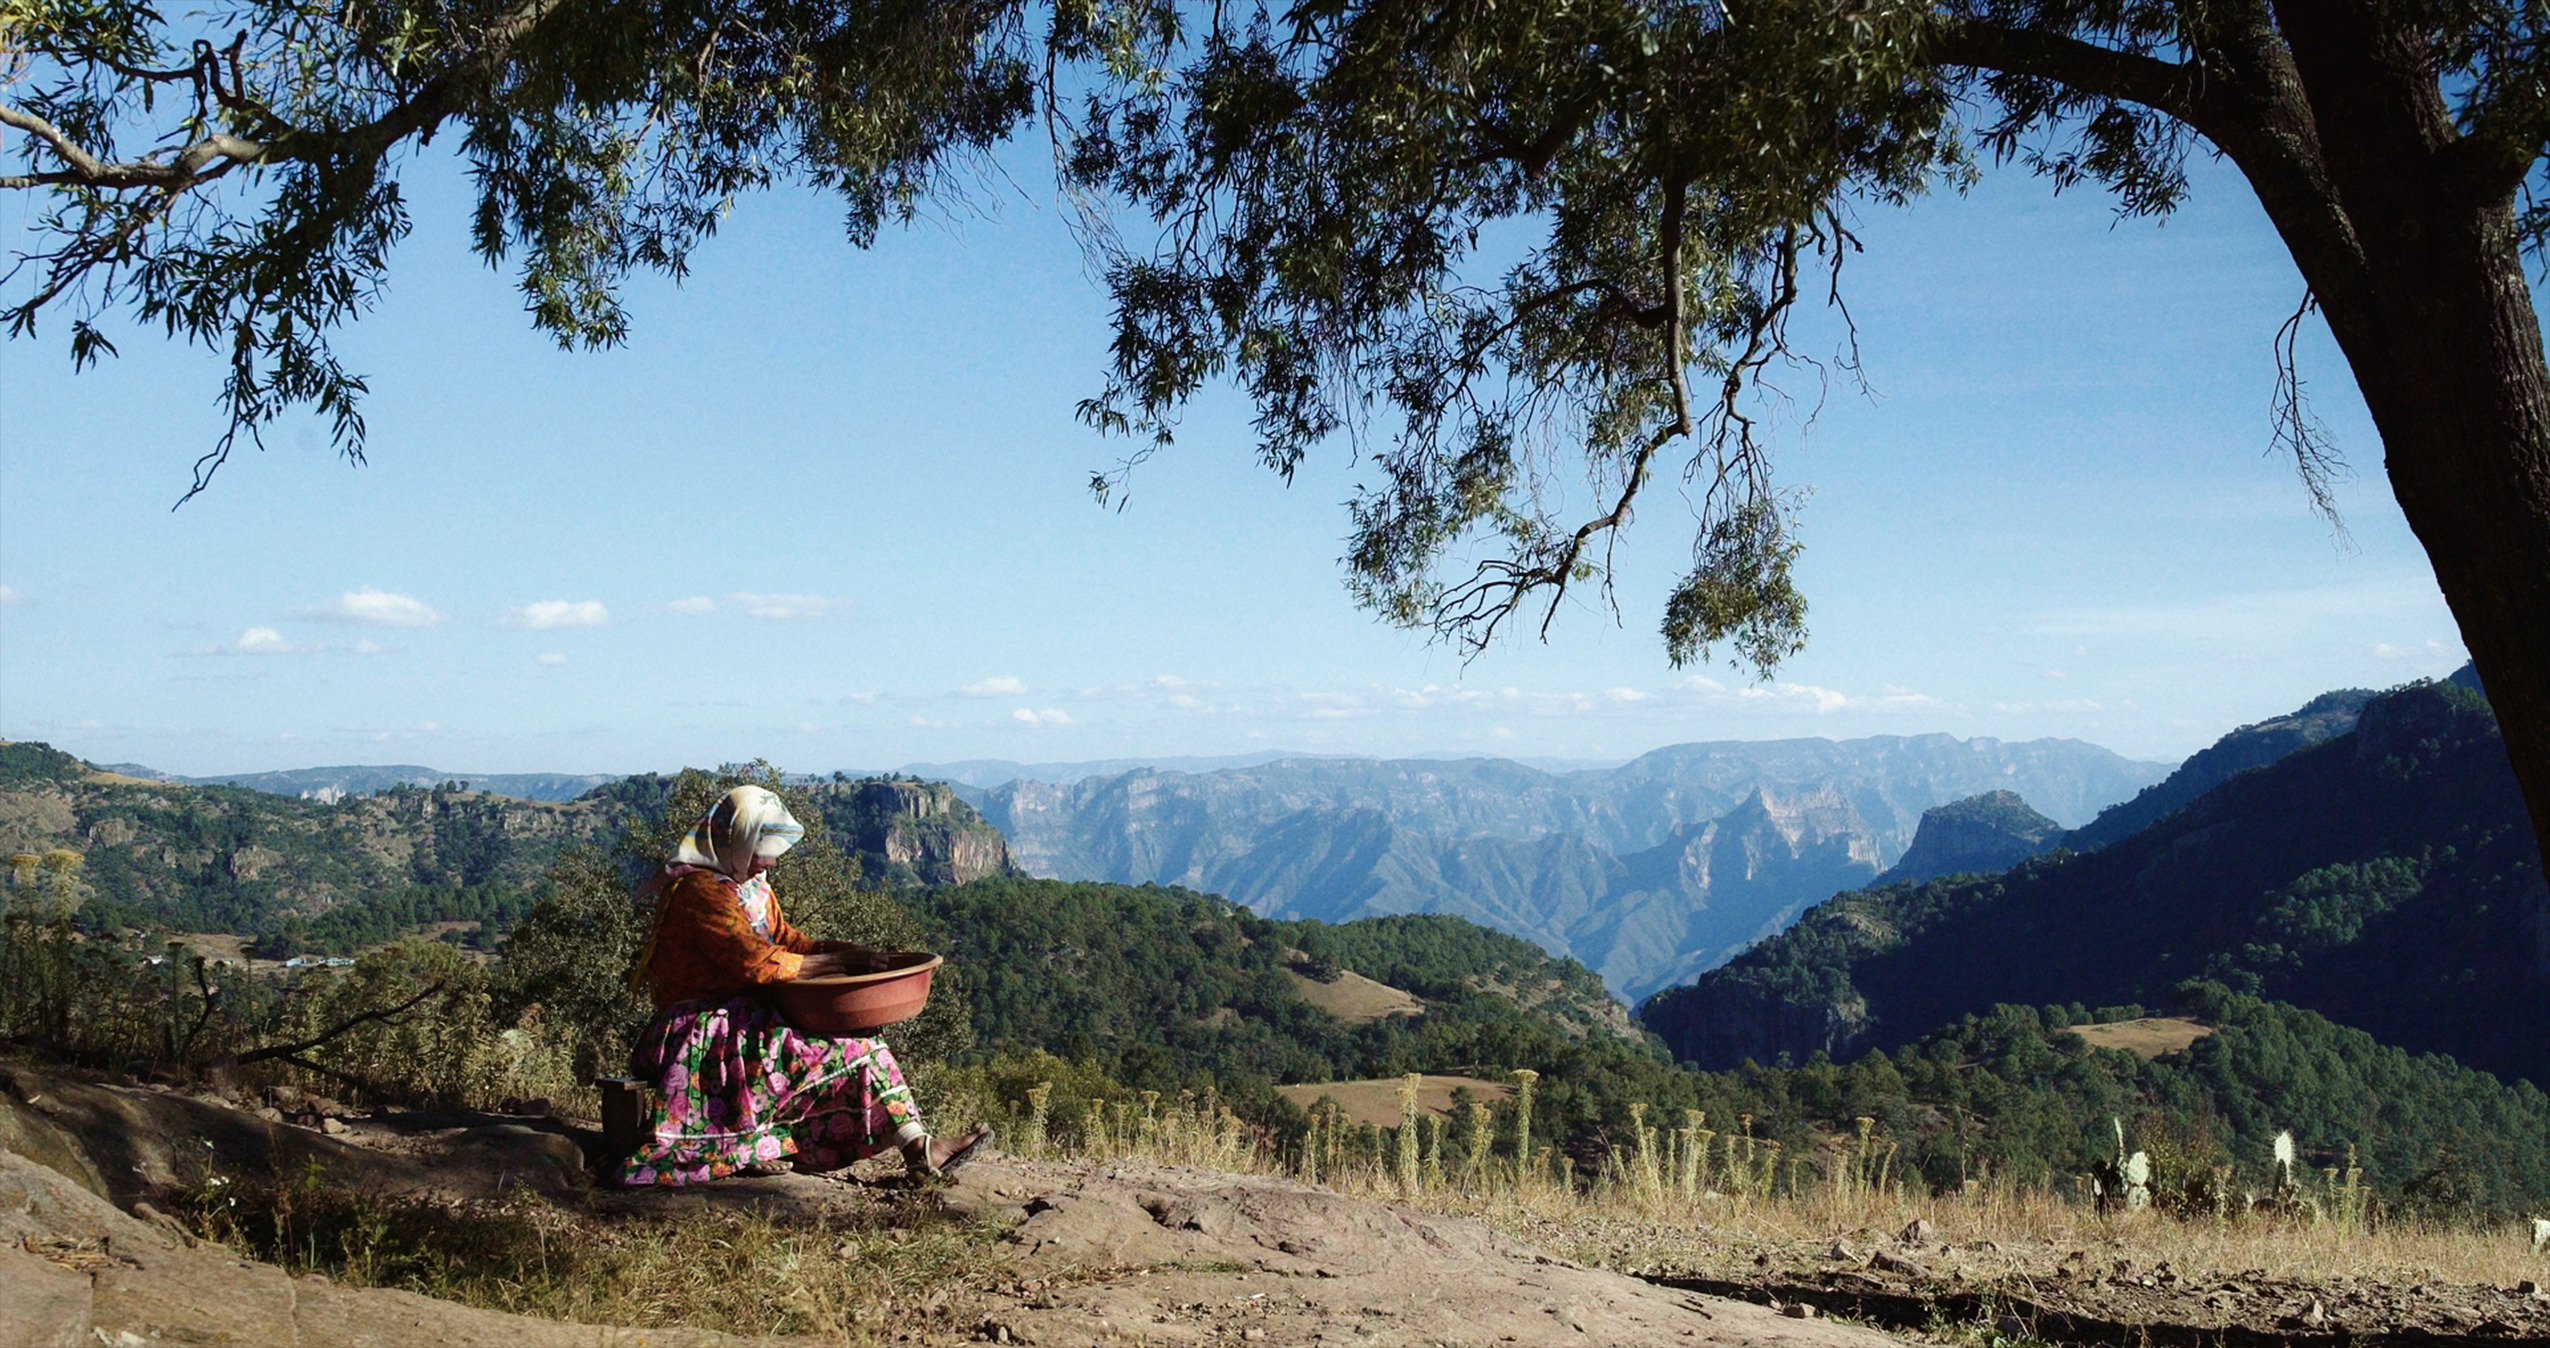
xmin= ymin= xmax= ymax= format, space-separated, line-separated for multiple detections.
xmin=617 ymin=784 xmax=990 ymax=1186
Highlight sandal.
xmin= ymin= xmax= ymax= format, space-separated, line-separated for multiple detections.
xmin=904 ymin=1125 xmax=995 ymax=1183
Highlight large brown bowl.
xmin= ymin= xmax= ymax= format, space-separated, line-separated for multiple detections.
xmin=770 ymin=952 xmax=942 ymax=1035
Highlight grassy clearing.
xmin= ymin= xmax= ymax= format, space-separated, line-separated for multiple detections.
xmin=1280 ymin=967 xmax=1423 ymax=1023
xmin=1274 ymin=1074 xmax=1510 ymax=1128
xmin=2067 ymin=1017 xmax=2213 ymax=1060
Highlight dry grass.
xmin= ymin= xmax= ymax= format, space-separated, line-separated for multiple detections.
xmin=2069 ymin=1016 xmax=2214 ymax=1060
xmin=1280 ymin=968 xmax=1422 ymax=1023
xmin=1050 ymin=1078 xmax=2549 ymax=1299
xmin=176 ymin=1169 xmax=1036 ymax=1343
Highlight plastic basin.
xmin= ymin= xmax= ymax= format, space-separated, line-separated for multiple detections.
xmin=770 ymin=952 xmax=942 ymax=1035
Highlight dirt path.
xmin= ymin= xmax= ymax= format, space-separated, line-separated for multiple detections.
xmin=935 ymin=1155 xmax=1896 ymax=1347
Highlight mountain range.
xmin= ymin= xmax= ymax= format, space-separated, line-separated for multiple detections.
xmin=975 ymin=736 xmax=2168 ymax=1000
xmin=1638 ymin=670 xmax=2550 ymax=1089
xmin=0 ymin=745 xmax=1016 ymax=943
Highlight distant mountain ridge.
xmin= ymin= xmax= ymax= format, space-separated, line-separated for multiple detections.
xmin=1638 ymin=675 xmax=2550 ymax=1088
xmin=977 ymin=735 xmax=2168 ymax=1001
xmin=97 ymin=762 xmax=625 ymax=803
xmin=0 ymin=744 xmax=1017 ymax=944
xmin=2060 ymin=688 xmax=2375 ymax=852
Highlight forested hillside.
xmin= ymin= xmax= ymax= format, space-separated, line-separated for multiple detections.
xmin=980 ymin=737 xmax=2165 ymax=999
xmin=1640 ymin=679 xmax=2550 ymax=1088
xmin=0 ymin=743 xmax=1014 ymax=950
xmin=909 ymin=877 xmax=2550 ymax=1217
xmin=905 ymin=878 xmax=1642 ymax=1086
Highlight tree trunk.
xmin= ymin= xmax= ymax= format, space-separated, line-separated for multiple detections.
xmin=2341 ymin=212 xmax=2550 ymax=861
xmin=2256 ymin=3 xmax=2550 ymax=864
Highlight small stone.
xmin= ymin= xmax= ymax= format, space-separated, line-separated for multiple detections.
xmin=2302 ymin=1299 xmax=2328 ymax=1327
xmin=1781 ymin=1304 xmax=1817 ymax=1319
xmin=321 ymin=1117 xmax=347 ymax=1135
xmin=1870 ymin=1250 xmax=1927 ymax=1278
xmin=1244 ymin=1332 xmax=1267 ymax=1342
xmin=1826 ymin=1241 xmax=1860 ymax=1262
xmin=257 ymin=1106 xmax=284 ymax=1122
xmin=1898 ymin=1218 xmax=1936 ymax=1248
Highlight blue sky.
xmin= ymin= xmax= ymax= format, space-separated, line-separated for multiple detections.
xmin=0 ymin=141 xmax=2473 ymax=778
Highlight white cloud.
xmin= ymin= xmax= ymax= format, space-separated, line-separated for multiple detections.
xmin=1071 ymin=674 xmax=1224 ymax=703
xmin=350 ymin=640 xmax=388 ymax=656
xmin=667 ymin=596 xmax=718 ymax=616
xmin=299 ymin=587 xmax=446 ymax=628
xmin=536 ymin=652 xmax=567 ymax=666
xmin=2372 ymin=639 xmax=2447 ymax=661
xmin=0 ymin=583 xmax=23 ymax=607
xmin=231 ymin=627 xmax=315 ymax=655
xmin=963 ymin=676 xmax=1028 ymax=698
xmin=1605 ymin=687 xmax=1651 ymax=702
xmin=839 ymin=691 xmax=881 ymax=705
xmin=729 ymin=592 xmax=843 ymax=620
xmin=503 ymin=599 xmax=609 ymax=630
xmin=1675 ymin=674 xmax=1726 ymax=693
xmin=1013 ymin=707 xmax=1079 ymax=727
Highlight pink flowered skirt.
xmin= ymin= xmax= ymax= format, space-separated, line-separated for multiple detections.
xmin=617 ymin=995 xmax=925 ymax=1186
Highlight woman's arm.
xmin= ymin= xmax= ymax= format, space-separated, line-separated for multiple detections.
xmin=659 ymin=874 xmax=807 ymax=985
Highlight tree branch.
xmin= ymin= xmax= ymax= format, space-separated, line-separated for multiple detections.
xmin=2 ymin=0 xmax=566 ymax=196
xmin=232 ymin=982 xmax=444 ymax=1067
xmin=1936 ymin=7 xmax=2378 ymax=335
xmin=1929 ymin=19 xmax=2202 ymax=127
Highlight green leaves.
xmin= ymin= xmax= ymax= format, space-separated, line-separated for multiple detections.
xmin=6 ymin=0 xmax=1037 ymax=496
xmin=1066 ymin=0 xmax=1950 ymax=671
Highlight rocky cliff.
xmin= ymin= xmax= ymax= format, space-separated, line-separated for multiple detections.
xmin=812 ymin=778 xmax=1018 ymax=887
xmin=1876 ymin=790 xmax=2064 ymax=885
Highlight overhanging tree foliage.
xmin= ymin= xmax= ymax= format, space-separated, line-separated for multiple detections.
xmin=5 ymin=0 xmax=2547 ymax=855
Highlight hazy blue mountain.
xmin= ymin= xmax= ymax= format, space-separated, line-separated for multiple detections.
xmin=979 ymin=736 xmax=2167 ymax=1001
xmin=895 ymin=752 xmax=1317 ymax=791
xmin=1877 ymin=790 xmax=2065 ymax=885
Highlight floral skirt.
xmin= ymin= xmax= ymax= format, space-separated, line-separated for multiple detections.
xmin=617 ymin=995 xmax=925 ymax=1187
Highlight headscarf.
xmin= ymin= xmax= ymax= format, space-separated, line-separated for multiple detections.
xmin=631 ymin=785 xmax=806 ymax=991
xmin=671 ymin=784 xmax=805 ymax=879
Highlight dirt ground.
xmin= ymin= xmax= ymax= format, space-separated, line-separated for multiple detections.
xmin=1529 ymin=1211 xmax=2550 ymax=1348
xmin=7 ymin=1060 xmax=2546 ymax=1347
xmin=1 ymin=1061 xmax=1892 ymax=1347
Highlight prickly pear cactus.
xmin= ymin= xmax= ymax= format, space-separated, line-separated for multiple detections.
xmin=2123 ymin=1150 xmax=2152 ymax=1211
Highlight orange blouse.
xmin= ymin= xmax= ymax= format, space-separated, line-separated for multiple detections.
xmin=640 ymin=870 xmax=818 ymax=1008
